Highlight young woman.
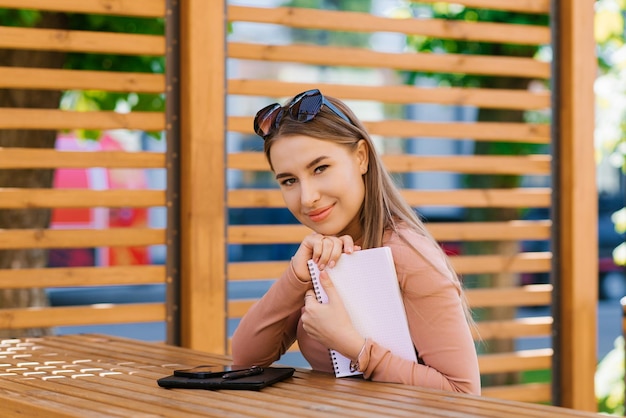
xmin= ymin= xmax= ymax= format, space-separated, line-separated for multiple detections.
xmin=231 ymin=89 xmax=480 ymax=394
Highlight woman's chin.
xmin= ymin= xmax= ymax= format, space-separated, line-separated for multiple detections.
xmin=308 ymin=224 xmax=342 ymax=237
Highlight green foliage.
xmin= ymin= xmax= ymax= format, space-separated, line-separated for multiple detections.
xmin=0 ymin=8 xmax=42 ymax=27
xmin=595 ymin=0 xmax=626 ymax=72
xmin=521 ymin=368 xmax=551 ymax=384
xmin=596 ymin=336 xmax=625 ymax=415
xmin=64 ymin=13 xmax=165 ymax=74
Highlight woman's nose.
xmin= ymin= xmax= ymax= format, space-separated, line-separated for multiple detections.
xmin=300 ymin=180 xmax=320 ymax=207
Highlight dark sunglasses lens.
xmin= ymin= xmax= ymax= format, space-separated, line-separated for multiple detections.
xmin=254 ymin=104 xmax=282 ymax=137
xmin=290 ymin=92 xmax=323 ymax=122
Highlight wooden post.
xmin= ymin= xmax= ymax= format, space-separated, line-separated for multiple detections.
xmin=553 ymin=0 xmax=597 ymax=410
xmin=178 ymin=0 xmax=227 ymax=353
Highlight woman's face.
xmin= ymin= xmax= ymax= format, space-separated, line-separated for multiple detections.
xmin=269 ymin=135 xmax=368 ymax=239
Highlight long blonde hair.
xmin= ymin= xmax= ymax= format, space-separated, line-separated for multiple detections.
xmin=263 ymin=93 xmax=473 ymax=323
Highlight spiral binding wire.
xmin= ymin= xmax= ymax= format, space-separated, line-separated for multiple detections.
xmin=307 ymin=259 xmax=341 ymax=374
xmin=308 ymin=263 xmax=317 ymax=296
xmin=307 ymin=260 xmax=324 ymax=303
xmin=331 ymin=352 xmax=340 ymax=373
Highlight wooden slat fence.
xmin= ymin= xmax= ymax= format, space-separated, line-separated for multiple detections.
xmin=0 ymin=0 xmax=168 ymax=331
xmin=224 ymin=2 xmax=553 ymax=404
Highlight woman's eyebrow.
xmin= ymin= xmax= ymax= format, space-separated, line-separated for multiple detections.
xmin=275 ymin=172 xmax=292 ymax=180
xmin=275 ymin=156 xmax=330 ymax=180
xmin=306 ymin=156 xmax=328 ymax=169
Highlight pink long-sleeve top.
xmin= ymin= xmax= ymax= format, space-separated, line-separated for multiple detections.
xmin=231 ymin=224 xmax=481 ymax=395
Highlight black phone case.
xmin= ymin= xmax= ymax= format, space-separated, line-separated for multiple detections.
xmin=157 ymin=366 xmax=295 ymax=391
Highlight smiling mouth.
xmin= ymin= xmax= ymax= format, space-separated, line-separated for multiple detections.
xmin=307 ymin=205 xmax=333 ymax=222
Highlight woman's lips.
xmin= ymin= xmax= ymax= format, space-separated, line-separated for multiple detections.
xmin=307 ymin=205 xmax=333 ymax=222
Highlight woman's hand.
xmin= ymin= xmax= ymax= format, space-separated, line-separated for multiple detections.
xmin=302 ymin=270 xmax=365 ymax=360
xmin=291 ymin=233 xmax=360 ymax=282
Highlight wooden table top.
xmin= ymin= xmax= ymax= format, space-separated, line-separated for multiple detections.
xmin=0 ymin=334 xmax=602 ymax=418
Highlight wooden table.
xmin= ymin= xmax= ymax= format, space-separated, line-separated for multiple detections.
xmin=0 ymin=334 xmax=602 ymax=418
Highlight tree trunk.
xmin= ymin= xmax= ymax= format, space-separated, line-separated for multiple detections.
xmin=0 ymin=12 xmax=68 ymax=338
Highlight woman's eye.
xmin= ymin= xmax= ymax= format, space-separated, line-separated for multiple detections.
xmin=314 ymin=165 xmax=329 ymax=174
xmin=280 ymin=178 xmax=296 ymax=187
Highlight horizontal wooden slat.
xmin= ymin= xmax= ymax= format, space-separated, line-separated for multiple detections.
xmin=0 ymin=149 xmax=165 ymax=169
xmin=0 ymin=26 xmax=164 ymax=55
xmin=390 ymin=153 xmax=548 ymax=175
xmin=228 ymin=299 xmax=255 ymax=319
xmin=0 ymin=228 xmax=165 ymax=249
xmin=473 ymin=316 xmax=552 ymax=340
xmin=227 ymin=255 xmax=551 ymax=283
xmin=0 ymin=109 xmax=164 ymax=131
xmin=410 ymin=0 xmax=550 ymax=14
xmin=228 ymin=189 xmax=552 ymax=208
xmin=480 ymin=383 xmax=551 ymax=404
xmin=229 ymin=153 xmax=551 ymax=175
xmin=0 ymin=0 xmax=165 ymax=17
xmin=366 ymin=121 xmax=549 ymax=143
xmin=229 ymin=79 xmax=551 ymax=111
xmin=399 ymin=221 xmax=551 ymax=242
xmin=0 ymin=303 xmax=165 ymax=329
xmin=466 ymin=284 xmax=552 ymax=308
xmin=229 ymin=116 xmax=550 ymax=143
xmin=228 ymin=224 xmax=308 ymax=244
xmin=404 ymin=189 xmax=551 ymax=208
xmin=228 ymin=221 xmax=551 ymax=244
xmin=229 ymin=6 xmax=550 ymax=46
xmin=478 ymin=348 xmax=552 ymax=374
xmin=229 ymin=43 xmax=551 ymax=79
xmin=0 ymin=265 xmax=165 ymax=288
xmin=453 ymin=252 xmax=551 ymax=275
xmin=0 ymin=67 xmax=165 ymax=93
xmin=0 ymin=189 xmax=166 ymax=209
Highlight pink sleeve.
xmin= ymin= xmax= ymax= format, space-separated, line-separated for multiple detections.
xmin=231 ymin=261 xmax=311 ymax=367
xmin=358 ymin=232 xmax=481 ymax=395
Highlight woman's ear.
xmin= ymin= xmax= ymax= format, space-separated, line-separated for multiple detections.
xmin=356 ymin=139 xmax=369 ymax=175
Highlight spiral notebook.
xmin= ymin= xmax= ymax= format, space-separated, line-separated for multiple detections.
xmin=307 ymin=246 xmax=417 ymax=378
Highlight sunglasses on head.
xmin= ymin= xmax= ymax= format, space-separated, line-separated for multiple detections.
xmin=253 ymin=89 xmax=351 ymax=139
